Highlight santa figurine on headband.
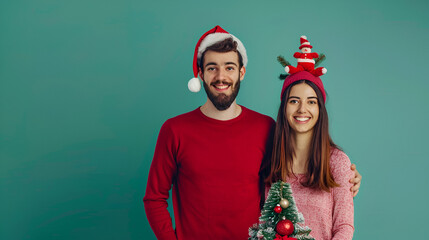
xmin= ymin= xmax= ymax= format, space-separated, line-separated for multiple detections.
xmin=285 ymin=36 xmax=327 ymax=77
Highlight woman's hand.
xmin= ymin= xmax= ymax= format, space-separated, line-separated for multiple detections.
xmin=349 ymin=164 xmax=361 ymax=197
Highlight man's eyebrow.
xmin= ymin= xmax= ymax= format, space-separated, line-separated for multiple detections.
xmin=204 ymin=62 xmax=218 ymax=68
xmin=225 ymin=62 xmax=238 ymax=66
xmin=204 ymin=62 xmax=238 ymax=68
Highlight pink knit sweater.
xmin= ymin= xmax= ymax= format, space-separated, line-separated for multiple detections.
xmin=269 ymin=149 xmax=354 ymax=240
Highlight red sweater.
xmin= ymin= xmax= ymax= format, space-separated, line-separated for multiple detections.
xmin=143 ymin=107 xmax=274 ymax=239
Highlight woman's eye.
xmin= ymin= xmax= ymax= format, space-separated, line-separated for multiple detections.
xmin=309 ymin=100 xmax=317 ymax=105
xmin=289 ymin=100 xmax=298 ymax=104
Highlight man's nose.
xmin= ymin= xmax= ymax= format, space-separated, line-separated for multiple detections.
xmin=216 ymin=68 xmax=227 ymax=80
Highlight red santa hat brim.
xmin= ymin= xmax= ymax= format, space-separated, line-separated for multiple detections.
xmin=197 ymin=33 xmax=248 ymax=68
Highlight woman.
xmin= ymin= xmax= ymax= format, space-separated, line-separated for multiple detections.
xmin=265 ymin=71 xmax=354 ymax=240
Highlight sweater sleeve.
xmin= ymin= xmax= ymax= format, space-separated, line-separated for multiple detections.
xmin=143 ymin=120 xmax=178 ymax=240
xmin=330 ymin=150 xmax=354 ymax=240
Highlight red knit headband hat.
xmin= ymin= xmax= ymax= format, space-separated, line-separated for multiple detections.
xmin=188 ymin=25 xmax=248 ymax=92
xmin=280 ymin=71 xmax=326 ymax=102
xmin=280 ymin=35 xmax=327 ymax=102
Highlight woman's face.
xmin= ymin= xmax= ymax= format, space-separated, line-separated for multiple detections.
xmin=286 ymin=83 xmax=320 ymax=135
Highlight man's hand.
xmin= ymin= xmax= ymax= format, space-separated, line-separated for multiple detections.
xmin=349 ymin=164 xmax=361 ymax=197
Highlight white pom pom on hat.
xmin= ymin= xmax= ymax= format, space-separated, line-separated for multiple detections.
xmin=322 ymin=68 xmax=327 ymax=74
xmin=188 ymin=25 xmax=247 ymax=92
xmin=284 ymin=66 xmax=290 ymax=73
xmin=188 ymin=77 xmax=201 ymax=92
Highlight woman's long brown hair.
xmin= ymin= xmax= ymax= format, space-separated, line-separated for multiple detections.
xmin=265 ymin=80 xmax=339 ymax=192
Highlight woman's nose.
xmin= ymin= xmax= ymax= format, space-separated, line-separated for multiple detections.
xmin=297 ymin=103 xmax=307 ymax=113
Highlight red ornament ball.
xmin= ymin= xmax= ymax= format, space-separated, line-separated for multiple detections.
xmin=274 ymin=205 xmax=282 ymax=213
xmin=276 ymin=219 xmax=294 ymax=236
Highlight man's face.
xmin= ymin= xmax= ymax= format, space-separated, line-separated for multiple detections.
xmin=199 ymin=50 xmax=245 ymax=111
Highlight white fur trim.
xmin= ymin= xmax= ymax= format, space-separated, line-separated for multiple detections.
xmin=301 ymin=41 xmax=311 ymax=46
xmin=197 ymin=32 xmax=248 ymax=67
xmin=284 ymin=66 xmax=290 ymax=73
xmin=297 ymin=59 xmax=315 ymax=63
xmin=198 ymin=33 xmax=230 ymax=59
xmin=230 ymin=34 xmax=248 ymax=67
xmin=301 ymin=35 xmax=307 ymax=40
xmin=188 ymin=77 xmax=201 ymax=92
xmin=322 ymin=68 xmax=327 ymax=74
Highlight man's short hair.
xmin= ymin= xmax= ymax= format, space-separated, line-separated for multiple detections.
xmin=199 ymin=38 xmax=244 ymax=72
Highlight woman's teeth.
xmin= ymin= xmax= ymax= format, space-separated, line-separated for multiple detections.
xmin=295 ymin=117 xmax=310 ymax=121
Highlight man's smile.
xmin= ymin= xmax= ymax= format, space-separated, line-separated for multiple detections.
xmin=211 ymin=82 xmax=232 ymax=92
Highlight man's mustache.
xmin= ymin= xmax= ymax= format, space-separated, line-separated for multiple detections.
xmin=210 ymin=80 xmax=233 ymax=86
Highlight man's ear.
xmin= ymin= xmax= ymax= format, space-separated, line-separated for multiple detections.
xmin=198 ymin=68 xmax=203 ymax=80
xmin=239 ymin=66 xmax=246 ymax=81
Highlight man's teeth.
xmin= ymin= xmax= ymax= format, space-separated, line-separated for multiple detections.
xmin=295 ymin=117 xmax=310 ymax=121
xmin=215 ymin=85 xmax=229 ymax=89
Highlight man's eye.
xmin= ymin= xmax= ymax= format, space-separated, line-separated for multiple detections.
xmin=207 ymin=67 xmax=215 ymax=71
xmin=227 ymin=67 xmax=234 ymax=71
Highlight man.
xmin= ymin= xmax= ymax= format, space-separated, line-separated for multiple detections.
xmin=143 ymin=26 xmax=361 ymax=239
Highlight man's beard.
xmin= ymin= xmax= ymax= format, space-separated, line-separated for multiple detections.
xmin=203 ymin=78 xmax=241 ymax=111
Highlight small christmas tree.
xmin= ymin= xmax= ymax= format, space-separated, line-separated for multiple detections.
xmin=249 ymin=182 xmax=314 ymax=240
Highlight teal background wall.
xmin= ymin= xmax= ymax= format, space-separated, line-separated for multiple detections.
xmin=1 ymin=0 xmax=428 ymax=239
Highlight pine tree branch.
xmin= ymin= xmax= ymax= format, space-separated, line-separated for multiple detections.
xmin=250 ymin=182 xmax=314 ymax=240
xmin=279 ymin=74 xmax=289 ymax=80
xmin=314 ymin=53 xmax=326 ymax=67
xmin=277 ymin=55 xmax=291 ymax=67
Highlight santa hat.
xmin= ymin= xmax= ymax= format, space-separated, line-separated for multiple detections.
xmin=280 ymin=71 xmax=326 ymax=103
xmin=299 ymin=35 xmax=313 ymax=49
xmin=188 ymin=25 xmax=248 ymax=92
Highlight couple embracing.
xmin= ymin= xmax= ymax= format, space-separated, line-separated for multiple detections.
xmin=144 ymin=26 xmax=361 ymax=240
